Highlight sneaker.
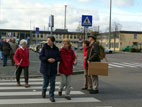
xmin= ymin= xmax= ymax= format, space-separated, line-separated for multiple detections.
xmin=65 ymin=96 xmax=71 ymax=100
xmin=50 ymin=97 xmax=55 ymax=102
xmin=58 ymin=91 xmax=62 ymax=96
xmin=89 ymin=90 xmax=99 ymax=94
xmin=24 ymin=84 xmax=30 ymax=88
xmin=42 ymin=91 xmax=46 ymax=98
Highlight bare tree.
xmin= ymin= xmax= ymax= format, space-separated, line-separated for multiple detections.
xmin=112 ymin=22 xmax=122 ymax=51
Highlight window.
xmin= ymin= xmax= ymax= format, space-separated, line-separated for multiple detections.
xmin=56 ymin=34 xmax=58 ymax=39
xmin=41 ymin=34 xmax=43 ymax=38
xmin=134 ymin=34 xmax=137 ymax=39
xmin=63 ymin=35 xmax=65 ymax=39
xmin=59 ymin=34 xmax=62 ymax=39
xmin=115 ymin=43 xmax=119 ymax=48
xmin=74 ymin=35 xmax=77 ymax=39
xmin=33 ymin=35 xmax=35 ymax=38
xmin=70 ymin=35 xmax=73 ymax=39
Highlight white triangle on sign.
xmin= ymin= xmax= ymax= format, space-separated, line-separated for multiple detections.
xmin=83 ymin=17 xmax=91 ymax=25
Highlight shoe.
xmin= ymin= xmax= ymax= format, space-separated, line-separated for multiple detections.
xmin=65 ymin=96 xmax=71 ymax=100
xmin=58 ymin=91 xmax=62 ymax=96
xmin=3 ymin=65 xmax=6 ymax=67
xmin=42 ymin=91 xmax=46 ymax=98
xmin=87 ymin=88 xmax=92 ymax=91
xmin=24 ymin=84 xmax=30 ymax=88
xmin=89 ymin=90 xmax=99 ymax=94
xmin=81 ymin=87 xmax=87 ymax=90
xmin=50 ymin=97 xmax=55 ymax=102
xmin=16 ymin=82 xmax=21 ymax=86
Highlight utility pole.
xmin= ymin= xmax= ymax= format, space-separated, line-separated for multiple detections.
xmin=109 ymin=0 xmax=112 ymax=49
xmin=30 ymin=20 xmax=32 ymax=45
xmin=64 ymin=5 xmax=67 ymax=29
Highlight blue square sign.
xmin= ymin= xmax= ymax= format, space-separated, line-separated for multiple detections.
xmin=36 ymin=27 xmax=39 ymax=34
xmin=82 ymin=15 xmax=92 ymax=27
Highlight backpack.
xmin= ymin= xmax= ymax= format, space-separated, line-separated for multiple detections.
xmin=99 ymin=45 xmax=105 ymax=60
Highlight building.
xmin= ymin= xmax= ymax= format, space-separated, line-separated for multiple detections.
xmin=0 ymin=29 xmax=85 ymax=48
xmin=98 ymin=31 xmax=142 ymax=51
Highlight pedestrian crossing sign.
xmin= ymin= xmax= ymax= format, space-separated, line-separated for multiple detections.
xmin=82 ymin=15 xmax=92 ymax=27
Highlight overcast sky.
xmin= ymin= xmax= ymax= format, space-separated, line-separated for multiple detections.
xmin=0 ymin=0 xmax=142 ymax=32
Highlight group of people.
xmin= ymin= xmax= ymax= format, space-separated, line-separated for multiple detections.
xmin=0 ymin=34 xmax=104 ymax=103
xmin=39 ymin=35 xmax=103 ymax=102
xmin=0 ymin=37 xmax=18 ymax=66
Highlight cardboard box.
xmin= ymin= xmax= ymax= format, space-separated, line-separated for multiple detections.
xmin=88 ymin=62 xmax=108 ymax=76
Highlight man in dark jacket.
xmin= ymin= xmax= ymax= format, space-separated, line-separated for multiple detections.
xmin=9 ymin=38 xmax=18 ymax=66
xmin=86 ymin=35 xmax=100 ymax=94
xmin=1 ymin=38 xmax=11 ymax=66
xmin=39 ymin=36 xmax=60 ymax=102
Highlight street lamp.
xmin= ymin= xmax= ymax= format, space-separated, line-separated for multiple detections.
xmin=109 ymin=0 xmax=112 ymax=49
xmin=64 ymin=4 xmax=67 ymax=29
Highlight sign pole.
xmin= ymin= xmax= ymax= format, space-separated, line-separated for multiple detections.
xmin=51 ymin=26 xmax=53 ymax=36
xmin=85 ymin=27 xmax=88 ymax=40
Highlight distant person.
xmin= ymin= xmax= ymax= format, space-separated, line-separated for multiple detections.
xmin=9 ymin=38 xmax=18 ymax=66
xmin=0 ymin=40 xmax=3 ymax=60
xmin=1 ymin=37 xmax=11 ymax=66
xmin=14 ymin=39 xmax=30 ymax=88
xmin=86 ymin=35 xmax=100 ymax=94
xmin=39 ymin=36 xmax=60 ymax=102
xmin=81 ymin=40 xmax=92 ymax=90
xmin=58 ymin=39 xmax=76 ymax=100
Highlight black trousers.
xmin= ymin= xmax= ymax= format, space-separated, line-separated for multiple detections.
xmin=16 ymin=66 xmax=29 ymax=84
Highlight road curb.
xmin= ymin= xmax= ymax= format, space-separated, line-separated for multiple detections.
xmin=0 ymin=71 xmax=84 ymax=80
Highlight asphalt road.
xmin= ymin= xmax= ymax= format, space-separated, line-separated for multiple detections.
xmin=0 ymin=51 xmax=142 ymax=107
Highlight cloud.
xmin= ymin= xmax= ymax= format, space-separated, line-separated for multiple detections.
xmin=77 ymin=0 xmax=91 ymax=3
xmin=113 ymin=0 xmax=134 ymax=7
xmin=0 ymin=0 xmax=141 ymax=32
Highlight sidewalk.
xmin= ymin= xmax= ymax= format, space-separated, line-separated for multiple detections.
xmin=0 ymin=50 xmax=84 ymax=79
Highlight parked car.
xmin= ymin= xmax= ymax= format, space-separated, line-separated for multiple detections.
xmin=122 ymin=46 xmax=136 ymax=51
xmin=105 ymin=48 xmax=113 ymax=54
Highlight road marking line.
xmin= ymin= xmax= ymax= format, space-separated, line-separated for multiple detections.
xmin=111 ymin=62 xmax=136 ymax=67
xmin=0 ymin=86 xmax=73 ymax=90
xmin=122 ymin=62 xmax=142 ymax=67
xmin=0 ymin=91 xmax=84 ymax=96
xmin=0 ymin=97 xmax=100 ymax=104
xmin=109 ymin=64 xmax=124 ymax=68
xmin=0 ymin=82 xmax=60 ymax=85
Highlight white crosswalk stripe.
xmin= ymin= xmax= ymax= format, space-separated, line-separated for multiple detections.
xmin=0 ymin=78 xmax=101 ymax=105
xmin=109 ymin=62 xmax=142 ymax=69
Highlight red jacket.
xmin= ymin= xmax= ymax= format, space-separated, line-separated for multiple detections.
xmin=59 ymin=47 xmax=76 ymax=75
xmin=83 ymin=47 xmax=89 ymax=69
xmin=14 ymin=47 xmax=30 ymax=67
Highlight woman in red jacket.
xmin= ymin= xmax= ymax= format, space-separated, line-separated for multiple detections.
xmin=58 ymin=39 xmax=76 ymax=100
xmin=14 ymin=39 xmax=30 ymax=88
xmin=82 ymin=40 xmax=92 ymax=90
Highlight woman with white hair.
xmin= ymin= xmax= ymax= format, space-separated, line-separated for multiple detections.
xmin=14 ymin=39 xmax=30 ymax=88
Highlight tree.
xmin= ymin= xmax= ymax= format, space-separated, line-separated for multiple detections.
xmin=112 ymin=22 xmax=122 ymax=51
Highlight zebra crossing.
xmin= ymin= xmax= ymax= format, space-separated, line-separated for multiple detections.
xmin=0 ymin=78 xmax=101 ymax=105
xmin=108 ymin=62 xmax=142 ymax=68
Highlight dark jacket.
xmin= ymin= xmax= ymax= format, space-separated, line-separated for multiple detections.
xmin=39 ymin=43 xmax=60 ymax=76
xmin=1 ymin=42 xmax=11 ymax=56
xmin=86 ymin=42 xmax=100 ymax=67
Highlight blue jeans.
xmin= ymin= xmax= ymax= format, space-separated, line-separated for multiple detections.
xmin=0 ymin=51 xmax=2 ymax=59
xmin=42 ymin=74 xmax=56 ymax=98
xmin=3 ymin=55 xmax=8 ymax=66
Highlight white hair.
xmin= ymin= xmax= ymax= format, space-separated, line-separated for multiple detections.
xmin=20 ymin=39 xmax=27 ymax=45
